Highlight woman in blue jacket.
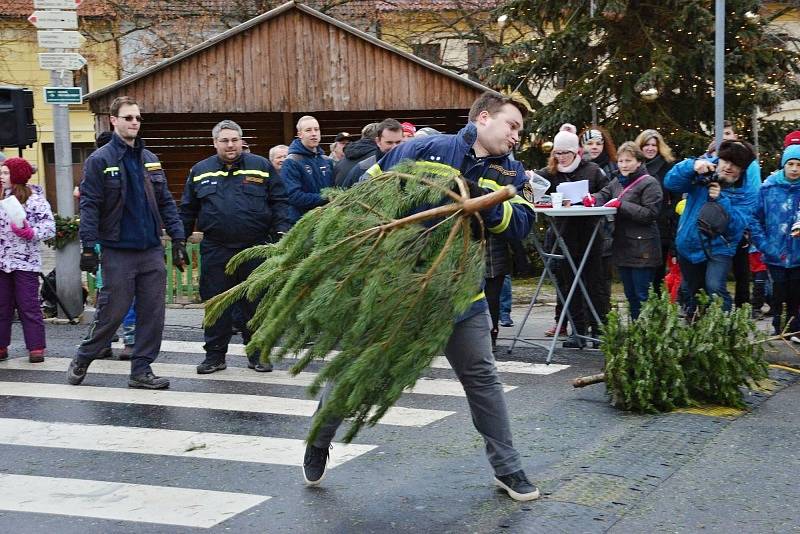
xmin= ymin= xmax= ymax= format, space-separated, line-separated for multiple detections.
xmin=750 ymin=144 xmax=800 ymax=337
xmin=664 ymin=140 xmax=759 ymax=313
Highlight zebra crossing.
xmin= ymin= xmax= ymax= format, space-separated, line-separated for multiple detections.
xmin=0 ymin=339 xmax=570 ymax=530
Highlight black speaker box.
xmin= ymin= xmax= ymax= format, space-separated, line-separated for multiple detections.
xmin=0 ymin=88 xmax=37 ymax=149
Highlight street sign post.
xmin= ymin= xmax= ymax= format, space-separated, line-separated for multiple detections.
xmin=37 ymin=30 xmax=85 ymax=49
xmin=38 ymin=52 xmax=87 ymax=71
xmin=28 ymin=10 xmax=78 ymax=30
xmin=34 ymin=0 xmax=82 ymax=9
xmin=44 ymin=86 xmax=82 ymax=104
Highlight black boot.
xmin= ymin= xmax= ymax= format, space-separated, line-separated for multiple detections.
xmin=562 ymin=334 xmax=586 ymax=349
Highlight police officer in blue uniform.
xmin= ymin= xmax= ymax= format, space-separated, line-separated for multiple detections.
xmin=302 ymin=92 xmax=542 ymax=502
xmin=180 ymin=120 xmax=292 ymax=374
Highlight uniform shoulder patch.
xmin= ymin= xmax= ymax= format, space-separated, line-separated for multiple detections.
xmin=523 ymin=180 xmax=535 ymax=203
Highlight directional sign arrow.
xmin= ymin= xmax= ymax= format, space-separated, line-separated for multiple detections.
xmin=34 ymin=0 xmax=82 ymax=9
xmin=38 ymin=52 xmax=87 ymax=71
xmin=28 ymin=10 xmax=78 ymax=30
xmin=37 ymin=30 xmax=85 ymax=49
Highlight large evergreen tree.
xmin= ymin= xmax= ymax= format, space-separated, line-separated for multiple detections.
xmin=489 ymin=1 xmax=800 ymax=162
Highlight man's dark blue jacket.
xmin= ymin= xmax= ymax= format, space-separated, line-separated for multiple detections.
xmin=280 ymin=138 xmax=334 ymax=224
xmin=79 ymin=133 xmax=184 ymax=250
xmin=180 ymin=152 xmax=292 ymax=247
xmin=368 ymin=122 xmax=536 ymax=322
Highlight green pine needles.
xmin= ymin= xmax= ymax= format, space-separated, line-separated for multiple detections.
xmin=603 ymin=291 xmax=769 ymax=413
xmin=204 ymin=161 xmax=498 ymax=443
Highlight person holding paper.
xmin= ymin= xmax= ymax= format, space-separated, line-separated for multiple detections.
xmin=537 ymin=131 xmax=608 ymax=347
xmin=0 ymin=157 xmax=56 ymax=363
xmin=584 ymin=142 xmax=663 ymax=319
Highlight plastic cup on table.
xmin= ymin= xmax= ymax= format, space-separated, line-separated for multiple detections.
xmin=550 ymin=192 xmax=564 ymax=208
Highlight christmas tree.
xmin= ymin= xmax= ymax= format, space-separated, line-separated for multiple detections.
xmin=489 ymin=0 xmax=800 ymax=161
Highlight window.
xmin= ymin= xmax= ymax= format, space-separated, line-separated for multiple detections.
xmin=467 ymin=43 xmax=497 ymax=81
xmin=412 ymin=43 xmax=441 ymax=64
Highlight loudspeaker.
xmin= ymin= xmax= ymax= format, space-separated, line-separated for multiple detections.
xmin=0 ymin=88 xmax=37 ymax=149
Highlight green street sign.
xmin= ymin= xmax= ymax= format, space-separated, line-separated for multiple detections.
xmin=44 ymin=86 xmax=82 ymax=104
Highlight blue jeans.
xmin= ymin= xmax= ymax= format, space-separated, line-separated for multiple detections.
xmin=499 ymin=275 xmax=512 ymax=322
xmin=122 ymin=301 xmax=136 ymax=346
xmin=617 ymin=266 xmax=655 ymax=319
xmin=678 ymin=254 xmax=733 ymax=314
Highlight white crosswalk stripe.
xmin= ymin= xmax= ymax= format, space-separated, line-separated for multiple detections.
xmin=0 ymin=357 xmax=516 ymax=396
xmin=0 ymin=473 xmax=269 ymax=528
xmin=143 ymin=339 xmax=571 ymax=375
xmin=0 ymin=381 xmax=454 ymax=426
xmin=0 ymin=417 xmax=374 ymax=467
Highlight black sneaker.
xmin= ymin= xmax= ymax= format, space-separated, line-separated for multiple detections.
xmin=196 ymin=360 xmax=227 ymax=374
xmin=248 ymin=360 xmax=273 ymax=372
xmin=128 ymin=372 xmax=170 ymax=389
xmin=303 ymin=444 xmax=331 ymax=486
xmin=499 ymin=318 xmax=514 ymax=327
xmin=97 ymin=347 xmax=114 ymax=359
xmin=494 ymin=470 xmax=540 ymax=502
xmin=67 ymin=357 xmax=91 ymax=385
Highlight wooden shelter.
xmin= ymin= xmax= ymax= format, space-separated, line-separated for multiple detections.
xmin=85 ymin=1 xmax=495 ymax=196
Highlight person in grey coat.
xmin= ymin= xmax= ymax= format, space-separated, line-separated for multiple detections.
xmin=585 ymin=142 xmax=663 ymax=319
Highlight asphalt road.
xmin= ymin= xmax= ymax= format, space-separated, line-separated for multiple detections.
xmin=0 ymin=306 xmax=798 ymax=533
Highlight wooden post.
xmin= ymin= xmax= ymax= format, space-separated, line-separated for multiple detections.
xmin=282 ymin=112 xmax=295 ymax=144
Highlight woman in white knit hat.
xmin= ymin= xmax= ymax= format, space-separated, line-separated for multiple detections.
xmin=537 ymin=131 xmax=609 ymax=348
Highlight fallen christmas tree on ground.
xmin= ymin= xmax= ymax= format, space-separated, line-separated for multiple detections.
xmin=574 ymin=291 xmax=770 ymax=413
xmin=205 ymin=161 xmax=513 ymax=442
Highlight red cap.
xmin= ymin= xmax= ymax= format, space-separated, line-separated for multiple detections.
xmin=400 ymin=122 xmax=416 ymax=136
xmin=3 ymin=157 xmax=34 ymax=185
xmin=784 ymin=130 xmax=800 ymax=148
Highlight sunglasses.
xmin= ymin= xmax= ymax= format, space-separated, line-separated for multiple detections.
xmin=117 ymin=115 xmax=143 ymax=122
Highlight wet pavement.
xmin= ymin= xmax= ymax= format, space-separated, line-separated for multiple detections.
xmin=0 ymin=302 xmax=798 ymax=533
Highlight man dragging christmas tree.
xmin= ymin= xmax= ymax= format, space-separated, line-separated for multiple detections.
xmin=302 ymin=92 xmax=540 ymax=501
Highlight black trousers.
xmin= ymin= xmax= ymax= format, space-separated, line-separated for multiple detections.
xmin=199 ymin=241 xmax=262 ymax=364
xmin=732 ymin=238 xmax=750 ymax=307
xmin=484 ymin=274 xmax=506 ymax=334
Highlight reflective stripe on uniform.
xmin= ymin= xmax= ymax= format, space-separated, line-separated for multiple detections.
xmin=366 ymin=163 xmax=383 ymax=178
xmin=192 ymin=170 xmax=228 ymax=182
xmin=144 ymin=162 xmax=162 ymax=170
xmin=471 ymin=291 xmax=486 ymax=302
xmin=415 ymin=161 xmax=459 ymax=177
xmin=488 ymin=201 xmax=512 ymax=233
xmin=103 ymin=167 xmax=119 ymax=173
xmin=233 ymin=169 xmax=270 ymax=178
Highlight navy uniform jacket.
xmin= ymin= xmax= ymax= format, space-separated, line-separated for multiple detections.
xmin=280 ymin=138 xmax=334 ymax=224
xmin=79 ymin=133 xmax=184 ymax=249
xmin=180 ymin=152 xmax=292 ymax=248
xmin=368 ymin=122 xmax=536 ymax=322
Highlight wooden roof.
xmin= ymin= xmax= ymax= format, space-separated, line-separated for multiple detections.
xmin=86 ymin=1 xmax=495 ymax=114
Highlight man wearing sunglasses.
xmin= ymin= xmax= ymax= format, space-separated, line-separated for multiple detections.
xmin=68 ymin=96 xmax=186 ymax=390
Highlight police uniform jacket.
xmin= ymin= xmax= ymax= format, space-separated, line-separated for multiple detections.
xmin=79 ymin=133 xmax=184 ymax=249
xmin=180 ymin=152 xmax=292 ymax=247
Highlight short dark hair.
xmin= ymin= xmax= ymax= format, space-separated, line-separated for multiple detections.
xmin=110 ymin=96 xmax=138 ymax=117
xmin=468 ymin=92 xmax=528 ymax=122
xmin=723 ymin=120 xmax=733 ymax=129
xmin=376 ymin=118 xmax=402 ymax=139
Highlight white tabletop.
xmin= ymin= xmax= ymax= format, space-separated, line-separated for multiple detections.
xmin=534 ymin=206 xmax=617 ymax=217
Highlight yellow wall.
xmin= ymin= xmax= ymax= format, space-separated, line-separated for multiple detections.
xmin=0 ymin=18 xmax=119 ymax=189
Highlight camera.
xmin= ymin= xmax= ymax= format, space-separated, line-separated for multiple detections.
xmin=695 ymin=171 xmax=720 ymax=186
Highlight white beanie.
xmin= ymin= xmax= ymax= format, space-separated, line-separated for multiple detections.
xmin=553 ymin=131 xmax=580 ymax=153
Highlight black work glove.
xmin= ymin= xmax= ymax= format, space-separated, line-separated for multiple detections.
xmin=80 ymin=248 xmax=99 ymax=274
xmin=452 ymin=178 xmax=486 ymax=199
xmin=172 ymin=240 xmax=189 ymax=272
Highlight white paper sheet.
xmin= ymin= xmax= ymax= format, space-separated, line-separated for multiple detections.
xmin=556 ymin=180 xmax=589 ymax=204
xmin=0 ymin=195 xmax=26 ymax=227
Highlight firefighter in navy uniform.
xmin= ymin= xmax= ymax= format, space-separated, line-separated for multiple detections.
xmin=180 ymin=120 xmax=292 ymax=374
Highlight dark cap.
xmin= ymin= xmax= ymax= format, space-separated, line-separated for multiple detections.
xmin=335 ymin=132 xmax=352 ymax=143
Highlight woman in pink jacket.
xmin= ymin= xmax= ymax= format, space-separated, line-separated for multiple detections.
xmin=0 ymin=157 xmax=55 ymax=362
